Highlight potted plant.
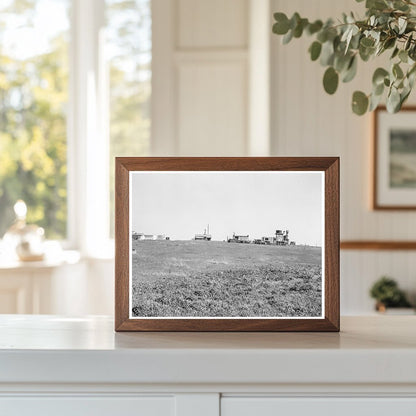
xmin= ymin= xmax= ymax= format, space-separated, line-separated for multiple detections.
xmin=272 ymin=0 xmax=416 ymax=115
xmin=369 ymin=276 xmax=414 ymax=313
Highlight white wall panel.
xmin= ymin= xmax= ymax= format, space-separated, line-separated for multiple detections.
xmin=271 ymin=0 xmax=416 ymax=314
xmin=177 ymin=0 xmax=248 ymax=49
xmin=153 ymin=0 xmax=250 ymax=157
xmin=177 ymin=61 xmax=247 ymax=156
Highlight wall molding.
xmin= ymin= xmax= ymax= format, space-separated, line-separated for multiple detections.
xmin=340 ymin=241 xmax=416 ymax=250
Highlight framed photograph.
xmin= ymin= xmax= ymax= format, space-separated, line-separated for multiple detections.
xmin=115 ymin=157 xmax=339 ymax=332
xmin=374 ymin=106 xmax=416 ymax=209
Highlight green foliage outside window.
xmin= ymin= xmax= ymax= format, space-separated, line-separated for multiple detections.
xmin=0 ymin=1 xmax=69 ymax=238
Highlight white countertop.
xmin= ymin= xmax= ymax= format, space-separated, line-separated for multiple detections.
xmin=0 ymin=315 xmax=415 ymax=386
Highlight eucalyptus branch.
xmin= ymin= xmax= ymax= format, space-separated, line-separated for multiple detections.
xmin=272 ymin=0 xmax=416 ymax=115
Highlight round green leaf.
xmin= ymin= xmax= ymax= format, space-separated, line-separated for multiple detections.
xmin=282 ymin=29 xmax=293 ymax=45
xmin=393 ymin=63 xmax=404 ymax=79
xmin=320 ymin=41 xmax=335 ymax=66
xmin=273 ymin=13 xmax=290 ymax=35
xmin=373 ymin=82 xmax=385 ymax=96
xmin=309 ymin=41 xmax=322 ymax=61
xmin=352 ymin=91 xmax=369 ymax=115
xmin=391 ymin=47 xmax=399 ymax=59
xmin=360 ymin=37 xmax=375 ymax=48
xmin=342 ymin=56 xmax=357 ymax=83
xmin=387 ymin=88 xmax=401 ymax=113
xmin=369 ymin=92 xmax=383 ymax=112
xmin=323 ymin=67 xmax=339 ymax=95
xmin=372 ymin=68 xmax=389 ymax=86
xmin=399 ymin=50 xmax=408 ymax=63
xmin=307 ymin=20 xmax=323 ymax=35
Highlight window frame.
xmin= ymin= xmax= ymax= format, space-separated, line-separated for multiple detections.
xmin=67 ymin=0 xmax=111 ymax=257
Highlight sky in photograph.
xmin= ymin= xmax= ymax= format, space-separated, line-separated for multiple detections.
xmin=131 ymin=171 xmax=324 ymax=246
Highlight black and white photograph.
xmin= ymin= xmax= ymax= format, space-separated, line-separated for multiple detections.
xmin=129 ymin=171 xmax=324 ymax=319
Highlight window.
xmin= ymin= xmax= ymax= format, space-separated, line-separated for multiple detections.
xmin=106 ymin=0 xmax=151 ymax=237
xmin=0 ymin=0 xmax=151 ymax=251
xmin=0 ymin=0 xmax=70 ymax=239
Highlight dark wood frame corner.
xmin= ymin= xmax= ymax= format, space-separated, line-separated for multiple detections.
xmin=373 ymin=105 xmax=416 ymax=211
xmin=115 ymin=157 xmax=340 ymax=332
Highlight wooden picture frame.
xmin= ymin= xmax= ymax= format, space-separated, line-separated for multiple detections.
xmin=373 ymin=106 xmax=416 ymax=210
xmin=115 ymin=157 xmax=339 ymax=332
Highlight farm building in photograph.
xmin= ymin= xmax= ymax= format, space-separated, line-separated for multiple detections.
xmin=194 ymin=225 xmax=212 ymax=241
xmin=132 ymin=232 xmax=169 ymax=241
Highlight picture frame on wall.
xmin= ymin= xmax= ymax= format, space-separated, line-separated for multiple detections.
xmin=374 ymin=106 xmax=416 ymax=210
xmin=115 ymin=157 xmax=339 ymax=332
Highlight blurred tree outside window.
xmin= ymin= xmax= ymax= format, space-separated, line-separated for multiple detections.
xmin=0 ymin=0 xmax=70 ymax=239
xmin=0 ymin=0 xmax=151 ymax=242
xmin=106 ymin=0 xmax=151 ymax=237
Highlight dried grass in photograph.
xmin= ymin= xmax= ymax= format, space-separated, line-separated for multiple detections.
xmin=131 ymin=240 xmax=322 ymax=317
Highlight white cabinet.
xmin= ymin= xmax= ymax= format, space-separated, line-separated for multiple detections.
xmin=1 ymin=397 xmax=175 ymax=416
xmin=222 ymin=398 xmax=416 ymax=416
xmin=1 ymin=316 xmax=416 ymax=416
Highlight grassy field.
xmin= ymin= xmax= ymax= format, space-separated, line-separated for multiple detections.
xmin=131 ymin=240 xmax=322 ymax=318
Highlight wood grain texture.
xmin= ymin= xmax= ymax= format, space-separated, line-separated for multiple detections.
xmin=114 ymin=157 xmax=340 ymax=332
xmin=373 ymin=106 xmax=416 ymax=210
xmin=341 ymin=241 xmax=416 ymax=250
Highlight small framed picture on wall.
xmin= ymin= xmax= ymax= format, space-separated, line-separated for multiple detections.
xmin=374 ymin=106 xmax=416 ymax=209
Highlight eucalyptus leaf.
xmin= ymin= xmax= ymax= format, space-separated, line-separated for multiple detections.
xmin=309 ymin=41 xmax=322 ymax=61
xmin=334 ymin=52 xmax=351 ymax=72
xmin=373 ymin=82 xmax=385 ymax=95
xmin=282 ymin=29 xmax=294 ymax=44
xmin=320 ymin=41 xmax=335 ymax=66
xmin=383 ymin=37 xmax=396 ymax=50
xmin=342 ymin=56 xmax=358 ymax=82
xmin=393 ymin=63 xmax=404 ymax=79
xmin=399 ymin=49 xmax=408 ymax=63
xmin=405 ymin=33 xmax=413 ymax=50
xmin=398 ymin=17 xmax=407 ymax=34
xmin=273 ymin=13 xmax=290 ymax=34
xmin=391 ymin=47 xmax=399 ymax=59
xmin=372 ymin=68 xmax=389 ymax=85
xmin=352 ymin=91 xmax=369 ymax=115
xmin=387 ymin=87 xmax=401 ymax=112
xmin=369 ymin=92 xmax=383 ymax=111
xmin=323 ymin=67 xmax=339 ymax=94
xmin=307 ymin=20 xmax=323 ymax=35
xmin=366 ymin=0 xmax=388 ymax=10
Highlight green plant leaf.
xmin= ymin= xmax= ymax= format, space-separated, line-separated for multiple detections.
xmin=366 ymin=0 xmax=388 ymax=10
xmin=393 ymin=63 xmax=404 ymax=79
xmin=360 ymin=37 xmax=375 ymax=48
xmin=369 ymin=92 xmax=383 ymax=111
xmin=342 ymin=56 xmax=357 ymax=82
xmin=307 ymin=20 xmax=323 ymax=35
xmin=352 ymin=91 xmax=369 ymax=115
xmin=372 ymin=67 xmax=389 ymax=86
xmin=282 ymin=29 xmax=293 ymax=44
xmin=405 ymin=34 xmax=413 ymax=50
xmin=391 ymin=47 xmax=399 ymax=59
xmin=309 ymin=41 xmax=322 ymax=61
xmin=399 ymin=49 xmax=408 ymax=63
xmin=387 ymin=87 xmax=401 ymax=112
xmin=273 ymin=13 xmax=290 ymax=34
xmin=383 ymin=37 xmax=396 ymax=50
xmin=320 ymin=40 xmax=335 ymax=66
xmin=334 ymin=52 xmax=351 ymax=72
xmin=323 ymin=67 xmax=339 ymax=94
